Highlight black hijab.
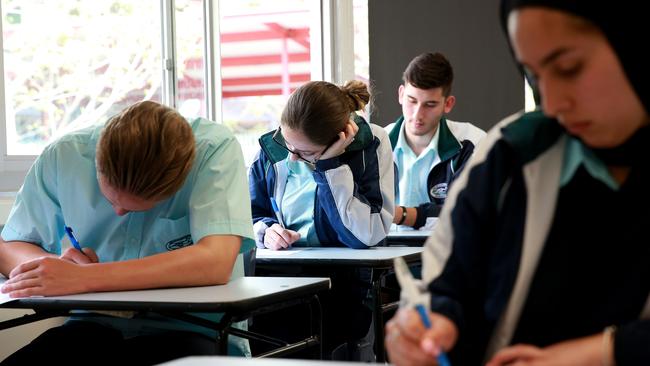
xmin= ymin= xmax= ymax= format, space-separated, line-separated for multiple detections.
xmin=499 ymin=0 xmax=650 ymax=165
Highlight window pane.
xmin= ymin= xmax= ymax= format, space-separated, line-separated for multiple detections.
xmin=219 ymin=0 xmax=314 ymax=165
xmin=2 ymin=0 xmax=162 ymax=155
xmin=353 ymin=0 xmax=368 ymax=83
xmin=175 ymin=0 xmax=205 ymax=119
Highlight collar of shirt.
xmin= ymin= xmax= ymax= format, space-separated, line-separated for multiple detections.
xmin=286 ymin=158 xmax=314 ymax=175
xmin=561 ymin=136 xmax=619 ymax=190
xmin=394 ymin=120 xmax=440 ymax=161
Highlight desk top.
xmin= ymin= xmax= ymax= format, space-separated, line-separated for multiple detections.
xmin=161 ymin=356 xmax=377 ymax=366
xmin=0 ymin=277 xmax=330 ymax=314
xmin=387 ymin=230 xmax=432 ymax=238
xmin=387 ymin=229 xmax=431 ymax=247
xmin=256 ymin=246 xmax=422 ymax=267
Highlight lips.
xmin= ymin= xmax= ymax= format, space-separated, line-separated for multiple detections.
xmin=564 ymin=121 xmax=592 ymax=135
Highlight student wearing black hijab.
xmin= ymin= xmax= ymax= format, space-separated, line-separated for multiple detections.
xmin=385 ymin=1 xmax=650 ymax=365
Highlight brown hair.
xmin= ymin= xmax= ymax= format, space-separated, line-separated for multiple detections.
xmin=96 ymin=100 xmax=196 ymax=201
xmin=281 ymin=80 xmax=370 ymax=145
xmin=402 ymin=52 xmax=454 ymax=96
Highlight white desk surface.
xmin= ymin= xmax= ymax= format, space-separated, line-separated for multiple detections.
xmin=161 ymin=356 xmax=380 ymax=366
xmin=387 ymin=230 xmax=432 ymax=238
xmin=256 ymin=246 xmax=422 ymax=267
xmin=0 ymin=277 xmax=330 ymax=312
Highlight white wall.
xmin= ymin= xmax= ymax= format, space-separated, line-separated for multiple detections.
xmin=1 ymin=194 xmax=65 ymax=361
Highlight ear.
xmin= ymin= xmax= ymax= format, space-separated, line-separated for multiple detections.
xmin=443 ymin=95 xmax=456 ymax=114
xmin=398 ymin=84 xmax=405 ymax=105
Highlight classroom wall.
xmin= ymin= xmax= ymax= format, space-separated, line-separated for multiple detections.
xmin=368 ymin=0 xmax=524 ymax=131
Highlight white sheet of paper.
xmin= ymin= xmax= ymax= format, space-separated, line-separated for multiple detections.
xmin=257 ymin=248 xmax=310 ymax=256
xmin=390 ymin=217 xmax=438 ymax=233
xmin=0 ymin=291 xmax=14 ymax=305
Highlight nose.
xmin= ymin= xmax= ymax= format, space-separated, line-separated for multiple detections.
xmin=289 ymin=152 xmax=300 ymax=161
xmin=412 ymin=103 xmax=424 ymax=120
xmin=114 ymin=207 xmax=129 ymax=216
xmin=540 ymin=78 xmax=571 ymax=118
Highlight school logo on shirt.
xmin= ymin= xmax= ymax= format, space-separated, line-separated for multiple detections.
xmin=430 ymin=183 xmax=448 ymax=200
xmin=165 ymin=234 xmax=193 ymax=251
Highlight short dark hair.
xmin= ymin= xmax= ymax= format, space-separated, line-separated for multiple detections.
xmin=402 ymin=52 xmax=454 ymax=96
xmin=281 ymin=80 xmax=370 ymax=145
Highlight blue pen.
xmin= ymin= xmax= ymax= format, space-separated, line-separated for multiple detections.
xmin=64 ymin=226 xmax=88 ymax=257
xmin=394 ymin=257 xmax=452 ymax=366
xmin=270 ymin=197 xmax=286 ymax=229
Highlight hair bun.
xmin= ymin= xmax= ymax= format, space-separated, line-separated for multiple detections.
xmin=340 ymin=80 xmax=370 ymax=112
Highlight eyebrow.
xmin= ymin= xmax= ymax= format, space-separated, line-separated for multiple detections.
xmin=282 ymin=135 xmax=319 ymax=155
xmin=406 ymin=94 xmax=440 ymax=104
xmin=539 ymin=47 xmax=571 ymax=68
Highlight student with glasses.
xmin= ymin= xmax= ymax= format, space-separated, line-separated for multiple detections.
xmin=249 ymin=80 xmax=394 ymax=251
xmin=248 ymin=80 xmax=394 ymax=359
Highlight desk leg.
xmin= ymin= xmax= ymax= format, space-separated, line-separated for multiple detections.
xmin=215 ymin=314 xmax=233 ymax=355
xmin=309 ymin=294 xmax=323 ymax=359
xmin=372 ymin=277 xmax=386 ymax=362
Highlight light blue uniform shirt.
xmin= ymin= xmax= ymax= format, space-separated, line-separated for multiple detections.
xmin=1 ymin=117 xmax=255 ymax=354
xmin=281 ymin=160 xmax=320 ymax=246
xmin=560 ymin=136 xmax=619 ymax=190
xmin=394 ymin=122 xmax=441 ymax=207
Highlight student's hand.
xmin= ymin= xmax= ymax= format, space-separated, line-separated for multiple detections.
xmin=486 ymin=333 xmax=606 ymax=366
xmin=1 ymin=257 xmax=91 ymax=297
xmin=60 ymin=247 xmax=99 ymax=264
xmin=393 ymin=206 xmax=416 ymax=227
xmin=385 ymin=308 xmax=458 ymax=366
xmin=263 ymin=224 xmax=301 ymax=250
xmin=318 ymin=119 xmax=359 ymax=161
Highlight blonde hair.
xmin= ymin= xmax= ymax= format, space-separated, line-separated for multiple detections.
xmin=281 ymin=80 xmax=371 ymax=145
xmin=96 ymin=100 xmax=196 ymax=201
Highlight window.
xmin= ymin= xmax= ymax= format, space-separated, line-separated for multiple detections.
xmin=218 ymin=0 xmax=318 ymax=165
xmin=353 ymin=0 xmax=368 ymax=83
xmin=1 ymin=1 xmax=164 ymax=156
xmin=0 ymin=0 xmax=360 ymax=190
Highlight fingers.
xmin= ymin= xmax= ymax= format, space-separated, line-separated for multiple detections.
xmin=1 ymin=278 xmax=42 ymax=297
xmin=395 ymin=308 xmax=428 ymax=342
xmin=486 ymin=344 xmax=542 ymax=366
xmin=348 ymin=119 xmax=359 ymax=137
xmin=319 ymin=120 xmax=360 ymax=161
xmin=82 ymin=248 xmax=100 ymax=263
xmin=8 ymin=258 xmax=42 ymax=279
xmin=264 ymin=229 xmax=290 ymax=250
xmin=264 ymin=225 xmax=300 ymax=250
xmin=60 ymin=247 xmax=97 ymax=264
xmin=275 ymin=226 xmax=299 ymax=244
xmin=385 ymin=317 xmax=437 ymax=366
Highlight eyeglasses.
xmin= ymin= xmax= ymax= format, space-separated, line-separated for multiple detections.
xmin=272 ymin=127 xmax=337 ymax=165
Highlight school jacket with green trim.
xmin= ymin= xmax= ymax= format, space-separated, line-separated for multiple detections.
xmin=385 ymin=117 xmax=485 ymax=228
xmin=248 ymin=115 xmax=395 ymax=249
xmin=420 ymin=111 xmax=650 ymax=365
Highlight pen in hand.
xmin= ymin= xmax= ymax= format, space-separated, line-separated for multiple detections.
xmin=394 ymin=257 xmax=452 ymax=366
xmin=64 ymin=226 xmax=89 ymax=259
xmin=270 ymin=197 xmax=286 ymax=229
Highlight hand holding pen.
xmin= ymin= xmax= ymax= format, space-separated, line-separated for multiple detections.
xmin=62 ymin=226 xmax=98 ymax=264
xmin=386 ymin=257 xmax=458 ymax=366
xmin=263 ymin=198 xmax=300 ymax=250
